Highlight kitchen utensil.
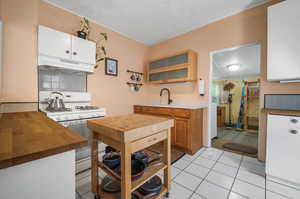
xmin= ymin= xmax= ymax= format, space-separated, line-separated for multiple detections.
xmin=105 ymin=146 xmax=117 ymax=154
xmin=134 ymin=151 xmax=163 ymax=167
xmin=115 ymin=159 xmax=145 ymax=181
xmin=59 ymin=98 xmax=65 ymax=109
xmin=131 ymin=84 xmax=136 ymax=92
xmin=46 ymin=91 xmax=66 ymax=111
xmin=136 ymin=75 xmax=141 ymax=82
xmin=103 ymin=152 xmax=121 ymax=170
xmin=47 ymin=98 xmax=56 ymax=110
xmin=130 ymin=74 xmax=136 ymax=81
xmin=132 ymin=151 xmax=149 ymax=165
xmin=101 ymin=176 xmax=121 ymax=193
xmin=134 ymin=85 xmax=140 ymax=92
xmin=138 ymin=176 xmax=162 ymax=197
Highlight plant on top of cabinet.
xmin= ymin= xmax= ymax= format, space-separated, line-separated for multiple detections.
xmin=95 ymin=32 xmax=108 ymax=68
xmin=77 ymin=17 xmax=90 ymax=40
xmin=146 ymin=50 xmax=198 ymax=84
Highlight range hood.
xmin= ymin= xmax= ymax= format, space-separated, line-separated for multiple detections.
xmin=38 ymin=55 xmax=94 ymax=73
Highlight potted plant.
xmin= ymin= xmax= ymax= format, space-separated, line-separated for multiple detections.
xmin=95 ymin=32 xmax=108 ymax=68
xmin=77 ymin=17 xmax=90 ymax=39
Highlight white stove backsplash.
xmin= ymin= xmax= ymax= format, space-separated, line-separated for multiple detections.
xmin=38 ymin=66 xmax=87 ymax=92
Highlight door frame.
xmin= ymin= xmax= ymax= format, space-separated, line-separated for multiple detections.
xmin=207 ymin=41 xmax=261 ymax=147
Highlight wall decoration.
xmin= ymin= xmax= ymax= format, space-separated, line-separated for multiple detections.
xmin=95 ymin=32 xmax=108 ymax=68
xmin=126 ymin=70 xmax=144 ymax=92
xmin=77 ymin=17 xmax=90 ymax=39
xmin=105 ymin=58 xmax=118 ymax=76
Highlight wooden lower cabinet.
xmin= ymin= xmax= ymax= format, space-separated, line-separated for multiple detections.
xmin=134 ymin=105 xmax=203 ymax=155
xmin=174 ymin=118 xmax=189 ymax=149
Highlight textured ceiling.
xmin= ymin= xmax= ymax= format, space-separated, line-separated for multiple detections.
xmin=212 ymin=43 xmax=261 ymax=80
xmin=44 ymin=0 xmax=271 ymax=45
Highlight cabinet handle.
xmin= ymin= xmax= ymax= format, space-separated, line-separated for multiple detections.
xmin=73 ymin=52 xmax=77 ymax=56
xmin=65 ymin=50 xmax=70 ymax=54
xmin=290 ymin=119 xmax=298 ymax=124
xmin=289 ymin=130 xmax=298 ymax=134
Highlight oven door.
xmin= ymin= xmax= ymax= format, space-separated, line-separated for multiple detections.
xmin=63 ymin=119 xmax=91 ymax=161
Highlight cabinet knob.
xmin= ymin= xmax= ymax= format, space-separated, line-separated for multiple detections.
xmin=73 ymin=52 xmax=77 ymax=56
xmin=289 ymin=130 xmax=298 ymax=134
xmin=65 ymin=50 xmax=70 ymax=54
xmin=290 ymin=119 xmax=298 ymax=124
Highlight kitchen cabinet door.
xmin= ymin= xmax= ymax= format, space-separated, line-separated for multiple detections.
xmin=266 ymin=114 xmax=300 ymax=185
xmin=147 ymin=50 xmax=197 ymax=84
xmin=174 ymin=118 xmax=189 ymax=149
xmin=71 ymin=36 xmax=96 ymax=65
xmin=38 ymin=26 xmax=71 ymax=60
xmin=268 ymin=0 xmax=300 ymax=81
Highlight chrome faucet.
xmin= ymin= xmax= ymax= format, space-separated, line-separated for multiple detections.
xmin=160 ymin=88 xmax=173 ymax=105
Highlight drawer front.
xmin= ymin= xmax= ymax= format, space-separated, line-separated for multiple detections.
xmin=134 ymin=106 xmax=172 ymax=116
xmin=134 ymin=106 xmax=191 ymax=118
xmin=266 ymin=114 xmax=300 ymax=184
xmin=131 ymin=130 xmax=167 ymax=152
xmin=134 ymin=106 xmax=142 ymax=113
xmin=172 ymin=109 xmax=191 ymax=118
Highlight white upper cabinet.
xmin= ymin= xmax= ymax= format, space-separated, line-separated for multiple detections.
xmin=38 ymin=26 xmax=72 ymax=60
xmin=268 ymin=0 xmax=300 ymax=81
xmin=71 ymin=36 xmax=96 ymax=65
xmin=38 ymin=26 xmax=96 ymax=72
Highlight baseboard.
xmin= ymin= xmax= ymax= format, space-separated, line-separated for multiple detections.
xmin=267 ymin=175 xmax=300 ymax=190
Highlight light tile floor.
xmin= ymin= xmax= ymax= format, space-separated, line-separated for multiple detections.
xmin=76 ymin=147 xmax=300 ymax=199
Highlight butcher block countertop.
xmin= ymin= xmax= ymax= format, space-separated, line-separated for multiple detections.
xmin=88 ymin=114 xmax=174 ymax=143
xmin=0 ymin=111 xmax=87 ymax=169
xmin=261 ymin=109 xmax=300 ymax=117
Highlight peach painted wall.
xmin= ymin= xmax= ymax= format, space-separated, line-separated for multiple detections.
xmin=0 ymin=0 xmax=39 ymax=102
xmin=0 ymin=0 xmax=150 ymax=115
xmin=147 ymin=0 xmax=300 ymax=160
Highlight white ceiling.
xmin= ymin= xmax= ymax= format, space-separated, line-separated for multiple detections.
xmin=212 ymin=43 xmax=261 ymax=80
xmin=44 ymin=0 xmax=271 ymax=45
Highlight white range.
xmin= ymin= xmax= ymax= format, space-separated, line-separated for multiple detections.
xmin=39 ymin=91 xmax=106 ymax=187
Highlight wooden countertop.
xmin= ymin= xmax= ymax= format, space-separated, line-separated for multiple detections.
xmin=88 ymin=114 xmax=174 ymax=143
xmin=261 ymin=109 xmax=300 ymax=117
xmin=0 ymin=111 xmax=88 ymax=169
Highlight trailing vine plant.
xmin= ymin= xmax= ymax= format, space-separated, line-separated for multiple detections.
xmin=95 ymin=32 xmax=108 ymax=68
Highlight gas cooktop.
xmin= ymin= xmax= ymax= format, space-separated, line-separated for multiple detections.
xmin=75 ymin=106 xmax=99 ymax=110
xmin=46 ymin=107 xmax=72 ymax=113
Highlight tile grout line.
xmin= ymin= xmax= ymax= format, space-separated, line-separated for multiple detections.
xmin=177 ymin=147 xmax=209 ymax=199
xmin=188 ymin=149 xmax=225 ymax=199
xmin=226 ymin=153 xmax=244 ymax=199
xmin=170 ymin=148 xmax=208 ymax=199
xmin=265 ymin=180 xmax=294 ymax=199
xmin=169 ymin=148 xmax=273 ymax=199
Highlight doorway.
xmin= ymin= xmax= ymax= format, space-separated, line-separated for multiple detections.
xmin=208 ymin=42 xmax=261 ymax=157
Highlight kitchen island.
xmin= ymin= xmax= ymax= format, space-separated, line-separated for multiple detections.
xmin=88 ymin=114 xmax=174 ymax=199
xmin=0 ymin=111 xmax=87 ymax=199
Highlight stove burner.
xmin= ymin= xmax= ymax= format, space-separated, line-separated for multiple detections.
xmin=75 ymin=106 xmax=99 ymax=110
xmin=46 ymin=107 xmax=72 ymax=113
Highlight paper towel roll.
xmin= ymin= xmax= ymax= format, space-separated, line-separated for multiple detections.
xmin=198 ymin=79 xmax=205 ymax=96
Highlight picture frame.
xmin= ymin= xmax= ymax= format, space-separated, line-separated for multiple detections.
xmin=105 ymin=58 xmax=118 ymax=76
